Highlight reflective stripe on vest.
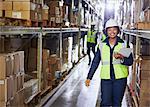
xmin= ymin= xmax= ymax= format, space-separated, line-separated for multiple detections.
xmin=100 ymin=42 xmax=128 ymax=79
xmin=87 ymin=31 xmax=96 ymax=43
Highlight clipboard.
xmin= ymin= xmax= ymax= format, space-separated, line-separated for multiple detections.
xmin=118 ymin=48 xmax=132 ymax=57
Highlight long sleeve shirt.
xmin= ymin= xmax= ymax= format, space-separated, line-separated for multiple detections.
xmin=87 ymin=36 xmax=134 ymax=80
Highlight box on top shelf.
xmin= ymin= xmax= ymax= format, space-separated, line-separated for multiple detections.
xmin=13 ymin=2 xmax=32 ymax=11
xmin=5 ymin=10 xmax=42 ymax=21
xmin=48 ymin=1 xmax=59 ymax=15
xmin=4 ymin=1 xmax=13 ymax=11
xmin=0 ymin=2 xmax=3 ymax=10
xmin=42 ymin=4 xmax=49 ymax=20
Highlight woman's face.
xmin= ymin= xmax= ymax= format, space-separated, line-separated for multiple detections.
xmin=107 ymin=27 xmax=118 ymax=39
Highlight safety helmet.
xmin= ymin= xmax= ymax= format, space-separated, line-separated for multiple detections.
xmin=91 ymin=22 xmax=96 ymax=26
xmin=105 ymin=19 xmax=119 ymax=29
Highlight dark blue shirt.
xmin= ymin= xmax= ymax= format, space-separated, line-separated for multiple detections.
xmin=87 ymin=36 xmax=133 ymax=80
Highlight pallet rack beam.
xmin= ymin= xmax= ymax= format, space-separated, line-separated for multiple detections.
xmin=0 ymin=27 xmax=88 ymax=35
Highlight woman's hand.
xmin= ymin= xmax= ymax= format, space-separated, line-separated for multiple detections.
xmin=85 ymin=79 xmax=91 ymax=87
xmin=114 ymin=52 xmax=124 ymax=59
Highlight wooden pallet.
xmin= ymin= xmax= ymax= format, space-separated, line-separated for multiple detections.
xmin=0 ymin=18 xmax=41 ymax=27
xmin=40 ymin=86 xmax=52 ymax=98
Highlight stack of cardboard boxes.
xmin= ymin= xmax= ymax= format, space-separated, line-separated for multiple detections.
xmin=42 ymin=4 xmax=49 ymax=27
xmin=47 ymin=0 xmax=79 ymax=27
xmin=47 ymin=54 xmax=61 ymax=87
xmin=27 ymin=48 xmax=62 ymax=92
xmin=0 ymin=0 xmax=42 ymax=26
xmin=134 ymin=0 xmax=150 ymax=30
xmin=139 ymin=56 xmax=150 ymax=106
xmin=48 ymin=1 xmax=61 ymax=27
xmin=0 ymin=51 xmax=24 ymax=107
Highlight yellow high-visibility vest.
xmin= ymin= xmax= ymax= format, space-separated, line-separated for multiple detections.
xmin=99 ymin=42 xmax=128 ymax=79
xmin=87 ymin=31 xmax=96 ymax=43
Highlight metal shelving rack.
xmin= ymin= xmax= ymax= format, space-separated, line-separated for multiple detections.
xmin=0 ymin=26 xmax=88 ymax=91
xmin=123 ymin=29 xmax=150 ymax=107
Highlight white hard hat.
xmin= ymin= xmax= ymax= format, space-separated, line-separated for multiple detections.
xmin=91 ymin=22 xmax=96 ymax=25
xmin=105 ymin=19 xmax=119 ymax=29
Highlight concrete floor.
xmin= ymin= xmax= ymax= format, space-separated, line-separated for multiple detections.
xmin=44 ymin=55 xmax=128 ymax=107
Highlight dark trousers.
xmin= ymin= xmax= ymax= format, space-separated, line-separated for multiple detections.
xmin=100 ymin=78 xmax=127 ymax=107
xmin=87 ymin=42 xmax=96 ymax=64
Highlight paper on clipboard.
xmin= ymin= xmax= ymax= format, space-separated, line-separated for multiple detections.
xmin=119 ymin=48 xmax=132 ymax=57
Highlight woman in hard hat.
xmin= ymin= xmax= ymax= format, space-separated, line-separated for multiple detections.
xmin=85 ymin=19 xmax=133 ymax=106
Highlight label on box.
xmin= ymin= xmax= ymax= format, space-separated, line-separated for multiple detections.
xmin=56 ymin=17 xmax=61 ymax=23
xmin=55 ymin=7 xmax=60 ymax=15
xmin=31 ymin=3 xmax=36 ymax=11
xmin=12 ymin=11 xmax=21 ymax=18
xmin=50 ymin=17 xmax=55 ymax=21
xmin=0 ymin=80 xmax=4 ymax=84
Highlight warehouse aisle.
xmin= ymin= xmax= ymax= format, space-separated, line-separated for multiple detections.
xmin=44 ymin=55 xmax=128 ymax=107
xmin=44 ymin=55 xmax=100 ymax=107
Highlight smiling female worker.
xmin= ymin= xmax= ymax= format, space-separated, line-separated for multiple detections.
xmin=85 ymin=19 xmax=133 ymax=107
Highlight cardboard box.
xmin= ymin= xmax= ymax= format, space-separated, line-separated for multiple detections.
xmin=5 ymin=10 xmax=36 ymax=20
xmin=0 ymin=54 xmax=14 ymax=79
xmin=137 ymin=22 xmax=150 ymax=30
xmin=141 ymin=71 xmax=150 ymax=80
xmin=19 ymin=51 xmax=24 ymax=72
xmin=13 ymin=2 xmax=31 ymax=11
xmin=48 ymin=54 xmax=57 ymax=65
xmin=14 ymin=53 xmax=20 ymax=74
xmin=56 ymin=58 xmax=61 ymax=71
xmin=5 ymin=0 xmax=30 ymax=1
xmin=9 ymin=88 xmax=25 ymax=107
xmin=0 ymin=77 xmax=14 ymax=102
xmin=140 ymin=79 xmax=150 ymax=106
xmin=48 ymin=1 xmax=59 ymax=15
xmin=0 ymin=10 xmax=2 ymax=17
xmin=0 ymin=2 xmax=3 ymax=10
xmin=3 ymin=1 xmax=12 ymax=11
xmin=141 ymin=59 xmax=150 ymax=71
xmin=0 ymin=102 xmax=6 ymax=107
xmin=42 ymin=9 xmax=48 ymax=20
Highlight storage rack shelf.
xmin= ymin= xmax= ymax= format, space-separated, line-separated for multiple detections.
xmin=0 ymin=26 xmax=88 ymax=106
xmin=123 ymin=29 xmax=150 ymax=107
xmin=0 ymin=27 xmax=88 ymax=35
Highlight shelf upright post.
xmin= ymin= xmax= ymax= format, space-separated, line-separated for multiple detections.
xmin=135 ymin=36 xmax=141 ymax=59
xmin=78 ymin=0 xmax=81 ymax=58
xmin=59 ymin=0 xmax=63 ymax=71
xmin=37 ymin=32 xmax=42 ymax=91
